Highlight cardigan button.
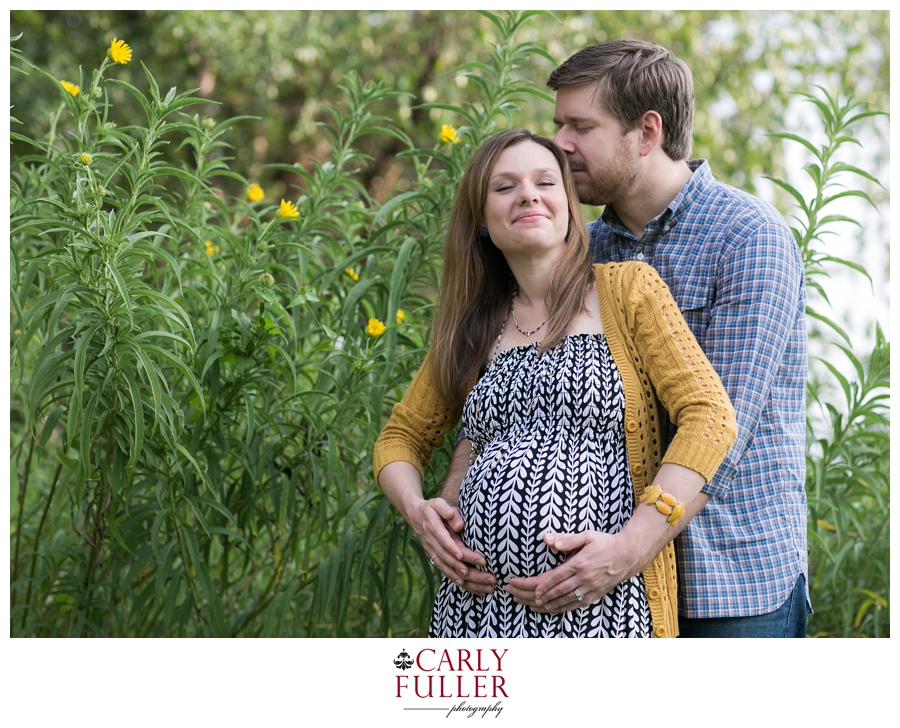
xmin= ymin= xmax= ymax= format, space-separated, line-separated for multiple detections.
xmin=626 ymin=420 xmax=638 ymax=433
xmin=654 ymin=625 xmax=668 ymax=638
xmin=647 ymin=588 xmax=660 ymax=600
xmin=632 ymin=463 xmax=644 ymax=475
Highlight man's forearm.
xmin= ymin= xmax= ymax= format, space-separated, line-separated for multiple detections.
xmin=439 ymin=439 xmax=470 ymax=507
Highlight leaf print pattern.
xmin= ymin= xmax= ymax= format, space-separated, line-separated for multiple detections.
xmin=428 ymin=334 xmax=651 ymax=638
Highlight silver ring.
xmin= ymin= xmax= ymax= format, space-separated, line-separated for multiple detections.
xmin=573 ymin=588 xmax=584 ymax=602
xmin=430 ymin=554 xmax=438 ymax=565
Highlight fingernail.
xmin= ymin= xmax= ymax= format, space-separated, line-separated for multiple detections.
xmin=535 ymin=599 xmax=542 ymax=606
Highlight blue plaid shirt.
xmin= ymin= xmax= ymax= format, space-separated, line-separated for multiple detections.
xmin=590 ymin=160 xmax=809 ymax=618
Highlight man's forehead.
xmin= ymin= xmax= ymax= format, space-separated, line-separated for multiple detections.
xmin=553 ymin=84 xmax=610 ymax=122
xmin=554 ymin=83 xmax=607 ymax=112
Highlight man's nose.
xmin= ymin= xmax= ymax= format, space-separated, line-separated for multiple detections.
xmin=552 ymin=128 xmax=573 ymax=152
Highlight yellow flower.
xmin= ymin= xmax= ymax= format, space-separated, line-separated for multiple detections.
xmin=60 ymin=80 xmax=80 ymax=96
xmin=396 ymin=309 xmax=405 ymax=324
xmin=247 ymin=183 xmax=264 ymax=202
xmin=204 ymin=240 xmax=220 ymax=256
xmin=440 ymin=124 xmax=461 ymax=145
xmin=279 ymin=199 xmax=299 ymax=218
xmin=345 ymin=268 xmax=359 ymax=282
xmin=109 ymin=38 xmax=132 ymax=65
xmin=79 ymin=153 xmax=92 ymax=166
xmin=367 ymin=318 xmax=386 ymax=337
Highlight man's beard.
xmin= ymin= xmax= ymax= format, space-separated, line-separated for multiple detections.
xmin=571 ymin=137 xmax=639 ymax=208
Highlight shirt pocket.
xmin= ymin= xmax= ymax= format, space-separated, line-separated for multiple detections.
xmin=667 ymin=279 xmax=712 ymax=339
xmin=668 ymin=279 xmax=712 ymax=314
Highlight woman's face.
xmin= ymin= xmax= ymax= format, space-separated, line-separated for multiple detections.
xmin=482 ymin=140 xmax=570 ymax=261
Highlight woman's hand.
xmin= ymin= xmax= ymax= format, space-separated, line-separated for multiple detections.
xmin=507 ymin=465 xmax=709 ymax=613
xmin=408 ymin=497 xmax=496 ymax=595
xmin=505 ymin=530 xmax=637 ymax=613
xmin=379 ymin=460 xmax=496 ymax=595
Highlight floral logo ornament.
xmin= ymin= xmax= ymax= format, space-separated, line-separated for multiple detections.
xmin=393 ymin=649 xmax=414 ymax=671
xmin=440 ymin=124 xmax=461 ymax=145
xmin=279 ymin=199 xmax=299 ymax=218
xmin=247 ymin=183 xmax=264 ymax=202
xmin=367 ymin=318 xmax=386 ymax=337
xmin=109 ymin=38 xmax=132 ymax=65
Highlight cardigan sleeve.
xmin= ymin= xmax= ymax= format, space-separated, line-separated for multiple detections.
xmin=624 ymin=264 xmax=738 ymax=482
xmin=373 ymin=351 xmax=463 ymax=483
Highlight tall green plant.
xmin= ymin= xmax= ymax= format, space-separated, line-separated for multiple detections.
xmin=9 ymin=11 xmax=557 ymax=638
xmin=766 ymin=88 xmax=890 ymax=637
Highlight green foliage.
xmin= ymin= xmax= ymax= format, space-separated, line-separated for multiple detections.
xmin=766 ymin=88 xmax=890 ymax=637
xmin=9 ymin=13 xmax=890 ymax=638
xmin=9 ymin=11 xmax=558 ymax=637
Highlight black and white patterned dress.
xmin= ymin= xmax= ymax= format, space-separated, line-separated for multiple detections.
xmin=429 ymin=334 xmax=652 ymax=638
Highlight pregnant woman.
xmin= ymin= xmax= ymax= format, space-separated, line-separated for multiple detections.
xmin=373 ymin=129 xmax=736 ymax=637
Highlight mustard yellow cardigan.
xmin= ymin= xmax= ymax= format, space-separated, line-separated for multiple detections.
xmin=374 ymin=262 xmax=737 ymax=637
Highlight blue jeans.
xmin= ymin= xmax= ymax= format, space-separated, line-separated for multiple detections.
xmin=678 ymin=574 xmax=809 ymax=638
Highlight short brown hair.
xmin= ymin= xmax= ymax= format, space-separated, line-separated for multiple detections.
xmin=547 ymin=39 xmax=694 ymax=160
xmin=429 ymin=129 xmax=593 ymax=404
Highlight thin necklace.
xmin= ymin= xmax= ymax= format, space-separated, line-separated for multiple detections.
xmin=510 ymin=289 xmax=546 ymax=338
xmin=467 ymin=296 xmax=556 ymax=468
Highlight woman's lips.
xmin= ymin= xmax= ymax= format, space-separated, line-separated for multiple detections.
xmin=513 ymin=212 xmax=548 ymax=223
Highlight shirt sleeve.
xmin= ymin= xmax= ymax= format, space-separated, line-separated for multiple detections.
xmin=700 ymin=221 xmax=805 ymax=498
xmin=373 ymin=352 xmax=463 ymax=483
xmin=624 ymin=264 xmax=738 ymax=483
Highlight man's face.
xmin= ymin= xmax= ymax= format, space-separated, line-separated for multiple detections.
xmin=552 ymin=84 xmax=641 ymax=208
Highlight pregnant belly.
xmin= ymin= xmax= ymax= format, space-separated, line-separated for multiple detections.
xmin=458 ymin=432 xmax=633 ymax=585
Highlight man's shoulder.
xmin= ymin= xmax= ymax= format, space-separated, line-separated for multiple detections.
xmin=691 ymin=171 xmax=788 ymax=230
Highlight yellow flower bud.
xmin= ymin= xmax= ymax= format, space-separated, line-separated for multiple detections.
xmin=279 ymin=199 xmax=299 ymax=218
xmin=440 ymin=124 xmax=461 ymax=145
xmin=109 ymin=38 xmax=132 ymax=65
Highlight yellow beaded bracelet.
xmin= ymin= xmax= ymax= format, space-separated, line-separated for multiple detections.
xmin=640 ymin=484 xmax=685 ymax=526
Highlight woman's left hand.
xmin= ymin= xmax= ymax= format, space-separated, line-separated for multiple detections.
xmin=505 ymin=530 xmax=637 ymax=613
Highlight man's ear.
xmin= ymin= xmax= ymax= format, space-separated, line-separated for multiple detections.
xmin=638 ymin=110 xmax=663 ymax=157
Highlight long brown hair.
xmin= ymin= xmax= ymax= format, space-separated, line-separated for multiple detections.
xmin=430 ymin=128 xmax=593 ymax=405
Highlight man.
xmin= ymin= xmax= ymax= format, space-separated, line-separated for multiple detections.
xmin=414 ymin=39 xmax=809 ymax=637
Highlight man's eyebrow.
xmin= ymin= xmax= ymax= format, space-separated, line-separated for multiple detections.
xmin=553 ymin=114 xmax=593 ymax=125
